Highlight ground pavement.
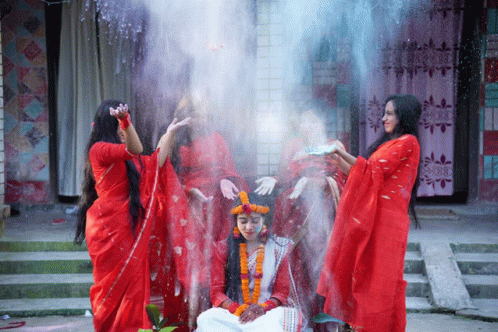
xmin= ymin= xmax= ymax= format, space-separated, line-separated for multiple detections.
xmin=0 ymin=202 xmax=497 ymax=331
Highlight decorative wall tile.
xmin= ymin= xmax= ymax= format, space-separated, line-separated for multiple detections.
xmin=487 ymin=8 xmax=498 ymax=34
xmin=483 ymin=131 xmax=498 ymax=155
xmin=1 ymin=1 xmax=49 ymax=203
xmin=485 ymin=59 xmax=498 ymax=82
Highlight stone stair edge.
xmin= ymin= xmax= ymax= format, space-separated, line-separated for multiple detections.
xmin=0 ymin=240 xmax=87 ymax=252
xmin=0 ymin=273 xmax=93 ymax=284
xmin=0 ymin=298 xmax=91 ymax=318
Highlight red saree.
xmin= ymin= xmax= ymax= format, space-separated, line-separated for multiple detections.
xmin=316 ymin=134 xmax=420 ymax=332
xmin=179 ymin=131 xmax=248 ymax=246
xmin=271 ymin=137 xmax=347 ymax=321
xmin=86 ymin=142 xmax=193 ymax=332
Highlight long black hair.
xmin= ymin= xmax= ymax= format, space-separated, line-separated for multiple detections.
xmin=170 ymin=95 xmax=194 ymax=176
xmin=75 ymin=99 xmax=144 ymax=245
xmin=224 ymin=192 xmax=269 ymax=301
xmin=362 ymin=94 xmax=422 ymax=228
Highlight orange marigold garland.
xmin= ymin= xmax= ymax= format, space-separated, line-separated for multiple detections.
xmin=234 ymin=243 xmax=265 ymax=316
xmin=231 ymin=191 xmax=270 ymax=215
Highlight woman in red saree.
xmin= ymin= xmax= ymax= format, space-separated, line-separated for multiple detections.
xmin=316 ymin=94 xmax=422 ymax=332
xmin=169 ymin=91 xmax=249 ymax=324
xmin=255 ymin=101 xmax=348 ymax=327
xmin=75 ymin=100 xmax=192 ymax=332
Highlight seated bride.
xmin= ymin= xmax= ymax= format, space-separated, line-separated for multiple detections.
xmin=196 ymin=191 xmax=303 ymax=332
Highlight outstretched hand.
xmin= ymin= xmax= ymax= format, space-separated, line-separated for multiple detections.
xmin=254 ymin=177 xmax=277 ymax=196
xmin=109 ymin=103 xmax=129 ymax=119
xmin=189 ymin=188 xmax=213 ymax=203
xmin=288 ymin=176 xmax=308 ymax=200
xmin=220 ymin=179 xmax=239 ymax=200
xmin=167 ymin=117 xmax=192 ymax=134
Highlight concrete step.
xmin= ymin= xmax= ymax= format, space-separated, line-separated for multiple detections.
xmin=405 ymin=273 xmax=430 ymax=297
xmin=0 ymin=251 xmax=92 ymax=274
xmin=405 ymin=297 xmax=432 ymax=312
xmin=451 ymin=243 xmax=498 ymax=253
xmin=0 ymin=297 xmax=91 ymax=317
xmin=462 ymin=274 xmax=498 ymax=299
xmin=454 ymin=253 xmax=498 ymax=275
xmin=0 ymin=274 xmax=93 ymax=299
xmin=457 ymin=298 xmax=498 ymax=321
xmin=0 ymin=240 xmax=88 ymax=252
xmin=404 ymin=251 xmax=424 ymax=274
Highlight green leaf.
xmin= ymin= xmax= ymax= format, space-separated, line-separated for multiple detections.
xmin=158 ymin=317 xmax=169 ymax=328
xmin=146 ymin=304 xmax=161 ymax=326
xmin=138 ymin=329 xmax=153 ymax=332
xmin=312 ymin=313 xmax=344 ymax=324
xmin=158 ymin=327 xmax=177 ymax=332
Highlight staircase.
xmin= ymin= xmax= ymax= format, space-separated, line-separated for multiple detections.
xmin=453 ymin=243 xmax=498 ymax=319
xmin=404 ymin=243 xmax=432 ymax=312
xmin=0 ymin=239 xmax=497 ymax=320
xmin=0 ymin=240 xmax=92 ymax=317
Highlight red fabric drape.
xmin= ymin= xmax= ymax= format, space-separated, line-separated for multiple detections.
xmin=317 ymin=135 xmax=420 ymax=332
xmin=271 ymin=137 xmax=347 ymax=320
xmin=86 ymin=143 xmax=194 ymax=332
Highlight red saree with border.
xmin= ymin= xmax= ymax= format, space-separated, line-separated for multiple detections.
xmin=316 ymin=135 xmax=420 ymax=332
xmin=86 ymin=142 xmax=194 ymax=332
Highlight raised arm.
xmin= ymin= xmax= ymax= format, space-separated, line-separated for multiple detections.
xmin=156 ymin=117 xmax=192 ymax=167
xmin=110 ymin=104 xmax=143 ymax=155
xmin=330 ymin=144 xmax=356 ymax=175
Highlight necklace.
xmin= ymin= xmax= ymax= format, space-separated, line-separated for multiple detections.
xmin=239 ymin=242 xmax=265 ymax=304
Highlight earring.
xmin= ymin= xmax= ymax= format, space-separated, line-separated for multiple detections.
xmin=233 ymin=226 xmax=241 ymax=239
xmin=260 ymin=225 xmax=269 ymax=243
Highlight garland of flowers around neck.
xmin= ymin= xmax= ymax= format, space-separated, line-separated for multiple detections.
xmin=233 ymin=242 xmax=264 ymax=316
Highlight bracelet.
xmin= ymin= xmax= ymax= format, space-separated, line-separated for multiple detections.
xmin=119 ymin=113 xmax=131 ymax=130
xmin=228 ymin=302 xmax=240 ymax=314
xmin=234 ymin=303 xmax=249 ymax=317
xmin=260 ymin=300 xmax=277 ymax=312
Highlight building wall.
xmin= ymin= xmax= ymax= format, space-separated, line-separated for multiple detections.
xmin=254 ymin=0 xmax=352 ymax=177
xmin=1 ymin=1 xmax=50 ymax=203
xmin=480 ymin=1 xmax=498 ymax=202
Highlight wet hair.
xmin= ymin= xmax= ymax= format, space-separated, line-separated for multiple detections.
xmin=75 ymin=99 xmax=144 ymax=245
xmin=224 ymin=192 xmax=268 ymax=302
xmin=362 ymin=94 xmax=422 ymax=228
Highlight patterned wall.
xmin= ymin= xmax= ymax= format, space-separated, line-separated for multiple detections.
xmin=480 ymin=1 xmax=498 ymax=202
xmin=1 ymin=0 xmax=50 ymax=203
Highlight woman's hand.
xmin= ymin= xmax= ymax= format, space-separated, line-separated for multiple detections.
xmin=167 ymin=117 xmax=192 ymax=134
xmin=189 ymin=188 xmax=213 ymax=203
xmin=254 ymin=177 xmax=277 ymax=196
xmin=109 ymin=103 xmax=129 ymax=119
xmin=220 ymin=179 xmax=239 ymax=200
xmin=239 ymin=303 xmax=264 ymax=324
xmin=157 ymin=117 xmax=192 ymax=167
xmin=288 ymin=176 xmax=308 ymax=199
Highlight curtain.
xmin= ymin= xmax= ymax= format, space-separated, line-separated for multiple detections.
xmin=359 ymin=0 xmax=464 ymax=197
xmin=57 ymin=1 xmax=132 ymax=196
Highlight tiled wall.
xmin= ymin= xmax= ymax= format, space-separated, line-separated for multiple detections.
xmin=1 ymin=1 xmax=49 ymax=203
xmin=480 ymin=2 xmax=498 ymax=202
xmin=255 ymin=0 xmax=286 ymax=176
xmin=255 ymin=0 xmax=351 ymax=177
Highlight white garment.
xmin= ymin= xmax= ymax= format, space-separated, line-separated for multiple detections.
xmin=196 ymin=307 xmax=302 ymax=332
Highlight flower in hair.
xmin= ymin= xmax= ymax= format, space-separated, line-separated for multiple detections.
xmin=231 ymin=191 xmax=270 ymax=215
xmin=242 ymin=203 xmax=252 ymax=214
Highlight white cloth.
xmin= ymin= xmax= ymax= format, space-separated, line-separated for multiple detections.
xmin=196 ymin=307 xmax=302 ymax=332
xmin=196 ymin=237 xmax=302 ymax=331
